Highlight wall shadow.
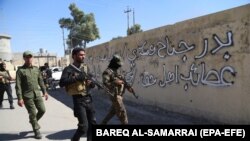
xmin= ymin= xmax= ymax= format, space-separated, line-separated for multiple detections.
xmin=48 ymin=88 xmax=73 ymax=109
xmin=46 ymin=129 xmax=82 ymax=140
xmin=0 ymin=131 xmax=33 ymax=140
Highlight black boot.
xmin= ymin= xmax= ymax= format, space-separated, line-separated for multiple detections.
xmin=34 ymin=129 xmax=42 ymax=139
xmin=10 ymin=104 xmax=15 ymax=109
xmin=71 ymin=130 xmax=83 ymax=141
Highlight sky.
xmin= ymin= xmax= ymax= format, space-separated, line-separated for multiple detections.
xmin=0 ymin=0 xmax=249 ymax=57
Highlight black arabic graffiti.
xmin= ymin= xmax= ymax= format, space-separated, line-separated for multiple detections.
xmin=194 ymin=39 xmax=208 ymax=59
xmin=140 ymin=62 xmax=236 ymax=90
xmin=87 ymin=31 xmax=236 ymax=90
xmin=140 ymin=71 xmax=157 ymax=87
xmin=211 ymin=31 xmax=233 ymax=54
xmin=158 ymin=64 xmax=179 ymax=87
xmin=195 ymin=31 xmax=233 ymax=59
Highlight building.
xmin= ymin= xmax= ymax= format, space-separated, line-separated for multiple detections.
xmin=12 ymin=51 xmax=58 ymax=68
xmin=0 ymin=34 xmax=12 ymax=61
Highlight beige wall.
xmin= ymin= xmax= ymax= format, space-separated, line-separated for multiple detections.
xmin=0 ymin=35 xmax=12 ymax=61
xmin=12 ymin=53 xmax=59 ymax=68
xmin=86 ymin=4 xmax=250 ymax=124
xmin=10 ymin=53 xmax=60 ymax=78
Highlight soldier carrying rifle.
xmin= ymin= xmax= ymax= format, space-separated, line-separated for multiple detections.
xmin=101 ymin=54 xmax=138 ymax=125
xmin=59 ymin=47 xmax=96 ymax=141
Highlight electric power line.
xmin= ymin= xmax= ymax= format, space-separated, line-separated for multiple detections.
xmin=124 ymin=6 xmax=132 ymax=34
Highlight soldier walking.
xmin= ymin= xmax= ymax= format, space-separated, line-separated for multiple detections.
xmin=59 ymin=47 xmax=96 ymax=141
xmin=15 ymin=51 xmax=49 ymax=139
xmin=0 ymin=62 xmax=15 ymax=109
xmin=101 ymin=54 xmax=134 ymax=125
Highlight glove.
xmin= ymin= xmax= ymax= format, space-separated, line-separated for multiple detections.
xmin=75 ymin=73 xmax=85 ymax=81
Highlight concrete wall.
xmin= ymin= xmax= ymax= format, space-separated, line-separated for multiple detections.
xmin=12 ymin=53 xmax=59 ymax=68
xmin=0 ymin=34 xmax=12 ymax=61
xmin=2 ymin=61 xmax=16 ymax=80
xmin=86 ymin=4 xmax=250 ymax=124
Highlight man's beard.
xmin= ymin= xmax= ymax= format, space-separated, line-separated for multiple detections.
xmin=77 ymin=59 xmax=84 ymax=63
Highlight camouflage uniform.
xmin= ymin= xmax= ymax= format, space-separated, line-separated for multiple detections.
xmin=101 ymin=55 xmax=128 ymax=124
xmin=0 ymin=63 xmax=14 ymax=109
xmin=43 ymin=63 xmax=52 ymax=90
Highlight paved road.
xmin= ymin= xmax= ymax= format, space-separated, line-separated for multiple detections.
xmin=0 ymin=84 xmax=85 ymax=141
xmin=0 ymin=84 xmax=218 ymax=141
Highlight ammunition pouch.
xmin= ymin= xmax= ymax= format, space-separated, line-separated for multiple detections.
xmin=65 ymin=81 xmax=86 ymax=96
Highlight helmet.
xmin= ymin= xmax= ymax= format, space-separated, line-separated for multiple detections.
xmin=111 ymin=54 xmax=123 ymax=66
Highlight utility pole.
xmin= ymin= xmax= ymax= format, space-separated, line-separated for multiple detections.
xmin=132 ymin=8 xmax=135 ymax=34
xmin=133 ymin=8 xmax=135 ymax=27
xmin=124 ymin=6 xmax=132 ymax=35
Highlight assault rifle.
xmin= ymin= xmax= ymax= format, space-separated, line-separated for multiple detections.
xmin=69 ymin=64 xmax=114 ymax=97
xmin=0 ymin=71 xmax=14 ymax=83
xmin=116 ymin=75 xmax=139 ymax=99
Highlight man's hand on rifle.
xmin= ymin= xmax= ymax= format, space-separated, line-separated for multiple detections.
xmin=86 ymin=79 xmax=95 ymax=88
xmin=75 ymin=73 xmax=85 ymax=81
xmin=114 ymin=79 xmax=124 ymax=85
xmin=127 ymin=87 xmax=134 ymax=93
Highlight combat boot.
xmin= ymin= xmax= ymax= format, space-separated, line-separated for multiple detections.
xmin=34 ymin=129 xmax=42 ymax=139
xmin=10 ymin=104 xmax=15 ymax=109
xmin=71 ymin=130 xmax=82 ymax=141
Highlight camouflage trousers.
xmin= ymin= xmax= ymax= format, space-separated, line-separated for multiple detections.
xmin=101 ymin=95 xmax=128 ymax=124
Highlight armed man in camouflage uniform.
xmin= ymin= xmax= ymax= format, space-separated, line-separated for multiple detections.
xmin=0 ymin=62 xmax=15 ymax=109
xmin=59 ymin=47 xmax=96 ymax=141
xmin=101 ymin=54 xmax=134 ymax=125
xmin=15 ymin=51 xmax=49 ymax=139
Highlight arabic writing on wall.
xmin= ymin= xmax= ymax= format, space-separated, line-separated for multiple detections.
xmin=87 ymin=31 xmax=236 ymax=91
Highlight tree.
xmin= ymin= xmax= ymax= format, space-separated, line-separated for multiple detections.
xmin=127 ymin=24 xmax=143 ymax=35
xmin=59 ymin=3 xmax=100 ymax=48
xmin=111 ymin=36 xmax=123 ymax=40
